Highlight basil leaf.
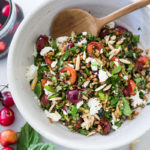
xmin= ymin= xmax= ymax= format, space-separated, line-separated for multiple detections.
xmin=34 ymin=82 xmax=42 ymax=98
xmin=17 ymin=123 xmax=39 ymax=150
xmin=122 ymin=98 xmax=132 ymax=116
xmin=44 ymin=85 xmax=55 ymax=92
xmin=28 ymin=143 xmax=55 ymax=150
xmin=112 ymin=65 xmax=122 ymax=74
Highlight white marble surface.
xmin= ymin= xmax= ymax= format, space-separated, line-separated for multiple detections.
xmin=0 ymin=0 xmax=150 ymax=150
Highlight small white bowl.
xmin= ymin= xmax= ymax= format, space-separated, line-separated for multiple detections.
xmin=7 ymin=0 xmax=150 ymax=149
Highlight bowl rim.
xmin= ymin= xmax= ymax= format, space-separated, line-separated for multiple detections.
xmin=7 ymin=0 xmax=150 ymax=149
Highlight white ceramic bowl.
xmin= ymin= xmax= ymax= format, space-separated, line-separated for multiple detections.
xmin=7 ymin=0 xmax=150 ymax=149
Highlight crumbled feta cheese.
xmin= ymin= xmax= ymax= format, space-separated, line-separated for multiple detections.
xmin=33 ymin=44 xmax=37 ymax=57
xmin=82 ymin=32 xmax=87 ymax=35
xmin=51 ymin=60 xmax=58 ymax=68
xmin=123 ymin=75 xmax=128 ymax=80
xmin=56 ymin=36 xmax=69 ymax=46
xmin=131 ymin=91 xmax=146 ymax=108
xmin=26 ymin=64 xmax=38 ymax=82
xmin=100 ymin=49 xmax=103 ymax=54
xmin=62 ymin=110 xmax=68 ymax=115
xmin=88 ymin=98 xmax=102 ymax=115
xmin=91 ymin=59 xmax=99 ymax=71
xmin=77 ymin=38 xmax=87 ymax=46
xmin=111 ymin=35 xmax=116 ymax=41
xmin=104 ymin=35 xmax=110 ymax=44
xmin=77 ymin=101 xmax=84 ymax=109
xmin=85 ymin=57 xmax=92 ymax=63
xmin=98 ymin=69 xmax=109 ymax=82
xmin=107 ymin=21 xmax=115 ymax=29
xmin=40 ymin=47 xmax=54 ymax=56
xmin=44 ymin=81 xmax=54 ymax=96
xmin=44 ymin=110 xmax=61 ymax=122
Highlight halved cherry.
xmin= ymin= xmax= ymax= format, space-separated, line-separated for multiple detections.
xmin=59 ymin=66 xmax=77 ymax=84
xmin=112 ymin=56 xmax=120 ymax=68
xmin=87 ymin=42 xmax=104 ymax=57
xmin=136 ymin=56 xmax=150 ymax=71
xmin=41 ymin=78 xmax=49 ymax=88
xmin=123 ymin=80 xmax=136 ymax=96
xmin=115 ymin=26 xmax=128 ymax=37
xmin=44 ymin=56 xmax=53 ymax=66
xmin=99 ymin=119 xmax=111 ymax=135
xmin=36 ymin=35 xmax=49 ymax=50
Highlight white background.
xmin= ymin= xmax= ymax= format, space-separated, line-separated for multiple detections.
xmin=0 ymin=0 xmax=150 ymax=150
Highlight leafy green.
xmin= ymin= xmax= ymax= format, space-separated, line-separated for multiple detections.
xmin=56 ymin=85 xmax=62 ymax=92
xmin=52 ymin=39 xmax=57 ymax=49
xmin=139 ymin=91 xmax=144 ymax=99
xmin=133 ymin=35 xmax=140 ymax=44
xmin=34 ymin=82 xmax=42 ymax=98
xmin=17 ymin=123 xmax=39 ymax=150
xmin=37 ymin=66 xmax=48 ymax=81
xmin=98 ymin=91 xmax=105 ymax=100
xmin=48 ymin=93 xmax=59 ymax=99
xmin=78 ymin=129 xmax=89 ymax=135
xmin=110 ymin=61 xmax=114 ymax=68
xmin=51 ymin=76 xmax=57 ymax=83
xmin=125 ymin=50 xmax=135 ymax=58
xmin=28 ymin=143 xmax=55 ymax=150
xmin=112 ymin=65 xmax=122 ymax=74
xmin=71 ymin=105 xmax=78 ymax=120
xmin=122 ymin=98 xmax=132 ymax=116
xmin=110 ymin=97 xmax=119 ymax=106
xmin=34 ymin=55 xmax=44 ymax=66
xmin=85 ymin=68 xmax=90 ymax=76
xmin=44 ymin=85 xmax=55 ymax=92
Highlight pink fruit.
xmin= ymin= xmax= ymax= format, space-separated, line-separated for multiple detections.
xmin=1 ymin=91 xmax=15 ymax=107
xmin=0 ymin=108 xmax=15 ymax=126
xmin=0 ymin=129 xmax=18 ymax=146
xmin=2 ymin=5 xmax=10 ymax=17
xmin=99 ymin=119 xmax=111 ymax=135
xmin=67 ymin=43 xmax=74 ymax=49
xmin=0 ymin=24 xmax=2 ymax=29
xmin=40 ymin=94 xmax=51 ymax=107
xmin=115 ymin=26 xmax=128 ymax=37
xmin=0 ymin=41 xmax=6 ymax=52
xmin=2 ymin=146 xmax=14 ymax=150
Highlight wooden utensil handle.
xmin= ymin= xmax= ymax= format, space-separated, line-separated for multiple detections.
xmin=97 ymin=0 xmax=150 ymax=28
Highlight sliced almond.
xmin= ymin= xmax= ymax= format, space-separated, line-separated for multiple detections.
xmin=104 ymin=35 xmax=110 ymax=44
xmin=111 ymin=35 xmax=116 ymax=41
xmin=95 ymin=84 xmax=106 ymax=91
xmin=75 ymin=54 xmax=80 ymax=71
xmin=49 ymin=97 xmax=62 ymax=101
xmin=94 ymin=114 xmax=100 ymax=120
xmin=119 ymin=58 xmax=131 ymax=64
xmin=116 ymin=40 xmax=123 ymax=45
xmin=108 ymin=43 xmax=115 ymax=50
xmin=108 ymin=40 xmax=115 ymax=45
xmin=82 ymin=95 xmax=88 ymax=100
xmin=109 ymin=48 xmax=120 ymax=56
xmin=31 ymin=76 xmax=38 ymax=91
xmin=106 ymin=71 xmax=112 ymax=77
xmin=83 ymin=51 xmax=86 ymax=60
xmin=87 ymin=130 xmax=96 ymax=136
xmin=82 ymin=80 xmax=90 ymax=88
xmin=103 ymin=84 xmax=112 ymax=91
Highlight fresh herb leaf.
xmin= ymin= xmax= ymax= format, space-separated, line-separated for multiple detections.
xmin=48 ymin=93 xmax=59 ymax=99
xmin=51 ymin=76 xmax=57 ymax=83
xmin=44 ymin=85 xmax=55 ymax=92
xmin=98 ymin=91 xmax=105 ymax=100
xmin=112 ymin=65 xmax=122 ymax=74
xmin=28 ymin=143 xmax=55 ymax=150
xmin=133 ymin=35 xmax=140 ymax=44
xmin=34 ymin=82 xmax=42 ymax=98
xmin=122 ymin=98 xmax=132 ymax=116
xmin=139 ymin=91 xmax=144 ymax=99
xmin=85 ymin=68 xmax=90 ymax=76
xmin=17 ymin=123 xmax=39 ymax=150
xmin=110 ymin=61 xmax=114 ymax=68
xmin=71 ymin=106 xmax=78 ymax=120
xmin=110 ymin=97 xmax=118 ymax=106
xmin=78 ymin=129 xmax=89 ymax=135
xmin=56 ymin=85 xmax=62 ymax=92
xmin=52 ymin=39 xmax=57 ymax=50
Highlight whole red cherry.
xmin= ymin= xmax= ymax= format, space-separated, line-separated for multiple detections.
xmin=1 ymin=91 xmax=15 ymax=107
xmin=2 ymin=5 xmax=10 ymax=17
xmin=0 ymin=108 xmax=15 ymax=126
xmin=2 ymin=147 xmax=14 ymax=150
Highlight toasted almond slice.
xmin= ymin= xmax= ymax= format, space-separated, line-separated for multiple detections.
xmin=87 ymin=130 xmax=96 ymax=136
xmin=103 ymin=84 xmax=112 ymax=91
xmin=108 ymin=43 xmax=115 ymax=50
xmin=82 ymin=95 xmax=88 ymax=100
xmin=111 ymin=35 xmax=116 ymax=41
xmin=104 ymin=35 xmax=110 ymax=44
xmin=106 ymin=71 xmax=112 ymax=77
xmin=49 ymin=101 xmax=57 ymax=112
xmin=129 ymin=140 xmax=140 ymax=150
xmin=31 ymin=76 xmax=38 ymax=91
xmin=108 ymin=40 xmax=115 ymax=45
xmin=94 ymin=114 xmax=100 ymax=120
xmin=95 ymin=58 xmax=103 ymax=65
xmin=95 ymin=84 xmax=106 ymax=91
xmin=109 ymin=48 xmax=120 ymax=56
xmin=75 ymin=54 xmax=80 ymax=71
xmin=83 ymin=51 xmax=86 ymax=60
xmin=119 ymin=58 xmax=131 ymax=64
xmin=49 ymin=97 xmax=62 ymax=101
xmin=82 ymin=80 xmax=90 ymax=88
xmin=116 ymin=40 xmax=123 ymax=45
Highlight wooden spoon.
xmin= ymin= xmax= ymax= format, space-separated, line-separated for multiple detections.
xmin=51 ymin=0 xmax=150 ymax=39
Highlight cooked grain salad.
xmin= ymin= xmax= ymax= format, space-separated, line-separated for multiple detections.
xmin=26 ymin=22 xmax=150 ymax=136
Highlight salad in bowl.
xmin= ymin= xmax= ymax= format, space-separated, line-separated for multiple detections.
xmin=26 ymin=22 xmax=150 ymax=136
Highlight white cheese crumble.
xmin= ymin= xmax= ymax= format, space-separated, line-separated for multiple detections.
xmin=51 ymin=60 xmax=58 ymax=68
xmin=100 ymin=49 xmax=103 ymax=54
xmin=85 ymin=57 xmax=92 ymax=63
xmin=91 ymin=59 xmax=99 ymax=71
xmin=77 ymin=101 xmax=84 ymax=109
xmin=56 ymin=36 xmax=69 ymax=46
xmin=50 ymin=69 xmax=56 ymax=75
xmin=44 ymin=81 xmax=54 ymax=97
xmin=107 ymin=21 xmax=115 ymax=29
xmin=82 ymin=32 xmax=87 ymax=35
xmin=77 ymin=38 xmax=87 ymax=46
xmin=62 ymin=110 xmax=68 ymax=115
xmin=40 ymin=47 xmax=54 ymax=56
xmin=104 ymin=35 xmax=110 ymax=44
xmin=123 ymin=75 xmax=128 ymax=80
xmin=26 ymin=64 xmax=38 ymax=82
xmin=98 ymin=69 xmax=109 ymax=82
xmin=88 ymin=98 xmax=102 ymax=115
xmin=131 ymin=91 xmax=146 ymax=108
xmin=44 ymin=110 xmax=61 ymax=122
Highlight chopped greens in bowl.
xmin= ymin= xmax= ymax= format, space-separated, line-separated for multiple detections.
xmin=26 ymin=22 xmax=150 ymax=136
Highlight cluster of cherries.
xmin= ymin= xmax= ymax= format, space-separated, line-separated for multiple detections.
xmin=0 ymin=85 xmax=18 ymax=150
